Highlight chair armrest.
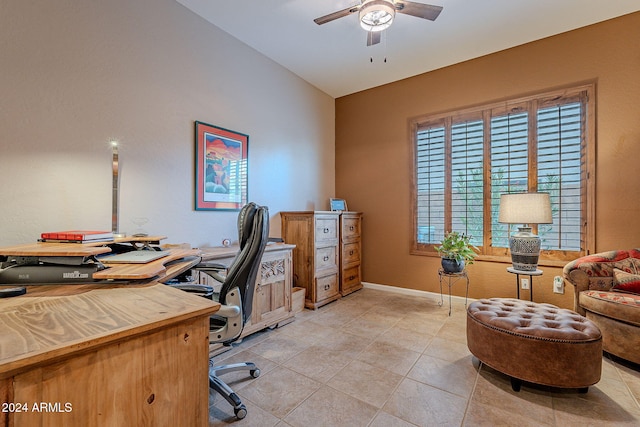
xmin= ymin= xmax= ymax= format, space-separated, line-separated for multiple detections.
xmin=167 ymin=283 xmax=214 ymax=298
xmin=195 ymin=263 xmax=227 ymax=283
xmin=563 ymin=266 xmax=589 ymax=315
xmin=216 ymin=303 xmax=241 ymax=318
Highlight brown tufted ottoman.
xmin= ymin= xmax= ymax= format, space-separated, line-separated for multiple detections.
xmin=467 ymin=298 xmax=602 ymax=392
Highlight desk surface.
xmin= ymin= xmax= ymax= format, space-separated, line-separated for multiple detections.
xmin=0 ymin=242 xmax=201 ymax=281
xmin=0 ymin=283 xmax=219 ymax=378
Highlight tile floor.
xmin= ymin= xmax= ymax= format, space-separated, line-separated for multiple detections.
xmin=208 ymin=287 xmax=640 ymax=426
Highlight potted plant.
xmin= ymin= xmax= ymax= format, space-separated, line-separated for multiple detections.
xmin=435 ymin=231 xmax=479 ymax=273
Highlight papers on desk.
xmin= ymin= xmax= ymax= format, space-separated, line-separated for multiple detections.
xmin=100 ymin=250 xmax=170 ymax=264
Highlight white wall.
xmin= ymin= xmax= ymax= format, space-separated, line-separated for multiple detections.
xmin=0 ymin=0 xmax=335 ymax=247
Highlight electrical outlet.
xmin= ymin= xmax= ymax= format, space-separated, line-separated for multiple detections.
xmin=553 ymin=276 xmax=565 ymax=294
xmin=521 ymin=278 xmax=530 ymax=290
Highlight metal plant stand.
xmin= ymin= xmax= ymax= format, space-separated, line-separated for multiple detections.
xmin=438 ymin=269 xmax=469 ymax=316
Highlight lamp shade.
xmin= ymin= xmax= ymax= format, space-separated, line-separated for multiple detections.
xmin=498 ymin=193 xmax=552 ymax=225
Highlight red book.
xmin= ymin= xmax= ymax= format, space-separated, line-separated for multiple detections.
xmin=40 ymin=230 xmax=113 ymax=241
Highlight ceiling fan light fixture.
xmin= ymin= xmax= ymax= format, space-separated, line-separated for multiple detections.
xmin=359 ymin=0 xmax=396 ymax=32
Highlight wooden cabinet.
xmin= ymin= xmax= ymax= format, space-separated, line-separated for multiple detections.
xmin=281 ymin=211 xmax=363 ymax=309
xmin=281 ymin=211 xmax=341 ymax=309
xmin=197 ymin=244 xmax=296 ymax=350
xmin=340 ymin=212 xmax=363 ymax=296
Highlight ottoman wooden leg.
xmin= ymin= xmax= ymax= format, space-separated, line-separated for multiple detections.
xmin=510 ymin=378 xmax=521 ymax=392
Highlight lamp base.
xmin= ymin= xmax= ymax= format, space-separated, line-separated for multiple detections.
xmin=509 ymin=227 xmax=541 ymax=271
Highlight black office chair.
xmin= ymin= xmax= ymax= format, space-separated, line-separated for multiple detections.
xmin=195 ymin=202 xmax=269 ymax=419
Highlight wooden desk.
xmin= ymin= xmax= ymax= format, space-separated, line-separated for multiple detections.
xmin=0 ymin=242 xmax=218 ymax=427
xmin=0 ymin=243 xmax=201 ymax=282
xmin=199 ymin=243 xmax=296 ymax=353
xmin=0 ymin=283 xmax=218 ymax=427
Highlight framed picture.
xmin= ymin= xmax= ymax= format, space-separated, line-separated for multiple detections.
xmin=195 ymin=121 xmax=248 ymax=211
xmin=330 ymin=198 xmax=348 ymax=211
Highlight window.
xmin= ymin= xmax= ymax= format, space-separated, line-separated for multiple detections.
xmin=411 ymin=84 xmax=595 ymax=263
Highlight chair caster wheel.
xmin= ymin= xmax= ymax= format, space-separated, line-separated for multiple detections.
xmin=235 ymin=405 xmax=247 ymax=419
xmin=250 ymin=368 xmax=261 ymax=378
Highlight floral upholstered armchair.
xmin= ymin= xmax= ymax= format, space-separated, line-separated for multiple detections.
xmin=563 ymin=249 xmax=640 ymax=364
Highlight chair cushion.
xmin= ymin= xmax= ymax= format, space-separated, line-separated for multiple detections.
xmin=580 ymin=290 xmax=640 ymax=327
xmin=612 ymin=268 xmax=640 ymax=295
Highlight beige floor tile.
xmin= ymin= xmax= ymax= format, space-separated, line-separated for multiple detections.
xmin=423 ymin=336 xmax=471 ymax=361
xmin=617 ymin=362 xmax=640 ymax=403
xmin=552 ymin=394 xmax=640 ymax=426
xmin=463 ymin=399 xmax=553 ymax=427
xmin=283 ymin=386 xmax=378 ymax=427
xmin=408 ymin=353 xmax=477 ymax=398
xmin=436 ymin=318 xmax=469 ymax=345
xmin=209 ymin=349 xmax=278 ymax=392
xmin=472 ymin=368 xmax=555 ymax=425
xmin=368 ymin=411 xmax=417 ymax=427
xmin=327 ymin=359 xmax=404 ymax=408
xmin=399 ymin=311 xmax=447 ymax=336
xmin=341 ymin=316 xmax=393 ymax=340
xmin=311 ymin=308 xmax=361 ymax=328
xmin=274 ymin=317 xmax=334 ymax=345
xmin=383 ymin=377 xmax=468 ymax=426
xmin=374 ymin=323 xmax=434 ymax=353
xmin=284 ymin=345 xmax=352 ymax=382
xmin=239 ymin=366 xmax=322 ymax=419
xmin=356 ymin=340 xmax=421 ymax=376
xmin=209 ymin=394 xmax=280 ymax=426
xmin=207 ymin=287 xmax=640 ymax=426
xmin=248 ymin=333 xmax=310 ymax=364
xmin=315 ymin=329 xmax=372 ymax=359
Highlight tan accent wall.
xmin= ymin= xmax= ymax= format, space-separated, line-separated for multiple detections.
xmin=336 ymin=12 xmax=640 ymax=308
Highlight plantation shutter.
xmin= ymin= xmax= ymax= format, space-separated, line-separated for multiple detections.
xmin=490 ymin=110 xmax=529 ymax=248
xmin=451 ymin=120 xmax=484 ymax=246
xmin=415 ymin=126 xmax=445 ymax=244
xmin=536 ymin=99 xmax=585 ymax=251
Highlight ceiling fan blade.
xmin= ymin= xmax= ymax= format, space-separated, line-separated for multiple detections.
xmin=396 ymin=1 xmax=443 ymax=21
xmin=367 ymin=31 xmax=381 ymax=46
xmin=314 ymin=4 xmax=361 ymax=25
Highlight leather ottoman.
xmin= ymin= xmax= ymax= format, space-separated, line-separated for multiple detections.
xmin=466 ymin=298 xmax=602 ymax=392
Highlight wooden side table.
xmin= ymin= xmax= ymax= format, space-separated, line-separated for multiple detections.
xmin=507 ymin=267 xmax=543 ymax=301
xmin=438 ymin=269 xmax=469 ymax=316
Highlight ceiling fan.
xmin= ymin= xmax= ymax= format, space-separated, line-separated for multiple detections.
xmin=314 ymin=0 xmax=443 ymax=46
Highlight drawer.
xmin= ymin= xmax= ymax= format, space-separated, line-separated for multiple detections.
xmin=342 ymin=217 xmax=361 ymax=240
xmin=315 ymin=217 xmax=338 ymax=242
xmin=342 ymin=242 xmax=360 ymax=264
xmin=316 ymin=273 xmax=339 ymax=301
xmin=342 ymin=265 xmax=361 ymax=288
xmin=316 ymin=245 xmax=338 ymax=271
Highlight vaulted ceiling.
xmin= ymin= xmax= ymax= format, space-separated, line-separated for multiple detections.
xmin=176 ymin=0 xmax=640 ymax=98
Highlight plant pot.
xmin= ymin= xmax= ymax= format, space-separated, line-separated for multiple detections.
xmin=441 ymin=258 xmax=465 ymax=273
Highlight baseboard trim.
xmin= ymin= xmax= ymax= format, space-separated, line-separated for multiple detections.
xmin=362 ymin=281 xmax=475 ymax=304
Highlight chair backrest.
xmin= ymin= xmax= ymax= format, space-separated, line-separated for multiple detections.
xmin=219 ymin=203 xmax=269 ymax=324
xmin=237 ymin=202 xmax=258 ymax=250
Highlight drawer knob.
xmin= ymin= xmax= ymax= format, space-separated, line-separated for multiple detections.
xmin=323 ymin=228 xmax=330 ymax=233
xmin=349 ymin=250 xmax=354 ymax=256
xmin=324 ymin=284 xmax=330 ymax=290
xmin=349 ymin=275 xmax=356 ymax=281
xmin=349 ymin=226 xmax=354 ymax=231
xmin=323 ymin=256 xmax=329 ymax=261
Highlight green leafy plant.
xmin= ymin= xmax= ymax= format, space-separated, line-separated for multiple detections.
xmin=435 ymin=231 xmax=479 ymax=264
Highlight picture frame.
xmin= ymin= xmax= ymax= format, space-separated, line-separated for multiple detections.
xmin=330 ymin=198 xmax=348 ymax=211
xmin=194 ymin=121 xmax=248 ymax=211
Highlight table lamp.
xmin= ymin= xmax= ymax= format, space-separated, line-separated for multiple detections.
xmin=498 ymin=192 xmax=552 ymax=271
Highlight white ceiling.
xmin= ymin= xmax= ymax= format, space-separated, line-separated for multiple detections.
xmin=175 ymin=0 xmax=640 ymax=98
